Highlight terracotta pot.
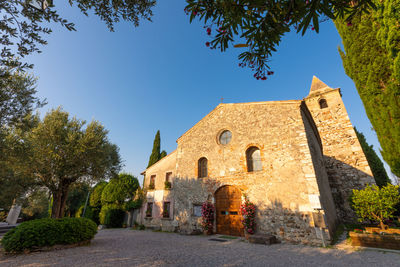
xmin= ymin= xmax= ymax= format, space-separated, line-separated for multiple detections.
xmin=244 ymin=231 xmax=251 ymax=240
xmin=204 ymin=229 xmax=213 ymax=235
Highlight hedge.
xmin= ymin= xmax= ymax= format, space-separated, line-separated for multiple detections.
xmin=104 ymin=209 xmax=125 ymax=228
xmin=75 ymin=205 xmax=95 ymax=221
xmin=1 ymin=217 xmax=97 ymax=253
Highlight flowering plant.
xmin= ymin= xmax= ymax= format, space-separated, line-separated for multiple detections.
xmin=354 ymin=229 xmax=364 ymax=233
xmin=240 ymin=200 xmax=256 ymax=234
xmin=201 ymin=201 xmax=214 ymax=231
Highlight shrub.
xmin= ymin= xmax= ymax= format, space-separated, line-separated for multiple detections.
xmin=1 ymin=217 xmax=97 ymax=253
xmin=99 ymin=204 xmax=119 ymax=225
xmin=75 ymin=205 xmax=95 ymax=221
xmin=201 ymin=202 xmax=214 ymax=232
xmin=164 ymin=181 xmax=171 ymax=190
xmin=104 ymin=209 xmax=125 ymax=228
xmin=0 ymin=210 xmax=7 ymax=222
xmin=351 ymin=184 xmax=400 ymax=229
xmin=240 ymin=199 xmax=256 ymax=234
xmin=124 ymin=199 xmax=142 ymax=211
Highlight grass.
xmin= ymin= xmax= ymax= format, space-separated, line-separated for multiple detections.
xmin=219 ymin=235 xmax=238 ymax=240
xmin=331 ymin=224 xmax=346 ymax=245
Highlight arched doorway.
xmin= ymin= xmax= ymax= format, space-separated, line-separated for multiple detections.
xmin=215 ymin=185 xmax=243 ymax=236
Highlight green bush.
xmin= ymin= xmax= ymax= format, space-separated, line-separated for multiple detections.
xmin=1 ymin=217 xmax=97 ymax=253
xmin=104 ymin=209 xmax=125 ymax=228
xmin=75 ymin=205 xmax=95 ymax=221
xmin=99 ymin=204 xmax=118 ymax=225
xmin=351 ymin=184 xmax=400 ymax=229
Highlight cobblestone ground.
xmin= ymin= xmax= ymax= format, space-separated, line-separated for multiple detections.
xmin=1 ymin=229 xmax=400 ymax=267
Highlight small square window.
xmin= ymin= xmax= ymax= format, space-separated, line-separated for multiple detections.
xmin=193 ymin=205 xmax=202 ymax=217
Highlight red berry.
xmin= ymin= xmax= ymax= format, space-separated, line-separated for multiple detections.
xmin=311 ymin=27 xmax=315 ymax=31
xmin=205 ymin=42 xmax=210 ymax=47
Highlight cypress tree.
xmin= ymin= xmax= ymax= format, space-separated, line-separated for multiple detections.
xmin=335 ymin=1 xmax=400 ymax=177
xmin=355 ymin=128 xmax=391 ymax=187
xmin=147 ymin=130 xmax=161 ymax=168
xmin=160 ymin=150 xmax=167 ymax=159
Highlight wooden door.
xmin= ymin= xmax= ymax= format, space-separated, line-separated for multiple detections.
xmin=215 ymin=186 xmax=243 ymax=236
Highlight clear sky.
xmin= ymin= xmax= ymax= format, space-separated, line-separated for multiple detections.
xmin=27 ymin=1 xmax=395 ymax=184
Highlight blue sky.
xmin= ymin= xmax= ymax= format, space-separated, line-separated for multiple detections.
xmin=27 ymin=1 xmax=394 ymax=183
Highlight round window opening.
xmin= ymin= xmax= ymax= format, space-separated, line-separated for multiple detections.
xmin=219 ymin=130 xmax=232 ymax=145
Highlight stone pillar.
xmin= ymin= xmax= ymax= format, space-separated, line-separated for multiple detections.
xmin=6 ymin=204 xmax=21 ymax=225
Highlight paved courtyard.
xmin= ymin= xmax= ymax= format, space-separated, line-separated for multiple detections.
xmin=1 ymin=229 xmax=400 ymax=266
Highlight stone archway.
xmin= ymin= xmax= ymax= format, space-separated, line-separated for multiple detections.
xmin=215 ymin=185 xmax=243 ymax=236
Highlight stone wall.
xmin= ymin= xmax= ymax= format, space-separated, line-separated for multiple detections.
xmin=141 ymin=150 xmax=177 ymax=231
xmin=300 ymin=102 xmax=338 ymax=235
xmin=173 ymin=101 xmax=335 ymax=245
xmin=304 ymin=77 xmax=375 ymax=222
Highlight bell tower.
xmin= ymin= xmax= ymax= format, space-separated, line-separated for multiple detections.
xmin=304 ymin=76 xmax=375 ymax=222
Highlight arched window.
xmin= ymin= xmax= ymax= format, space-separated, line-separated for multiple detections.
xmin=246 ymin=147 xmax=262 ymax=172
xmin=319 ymin=99 xmax=328 ymax=109
xmin=198 ymin=157 xmax=208 ymax=178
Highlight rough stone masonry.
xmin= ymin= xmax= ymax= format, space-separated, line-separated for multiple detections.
xmin=139 ymin=76 xmax=375 ymax=246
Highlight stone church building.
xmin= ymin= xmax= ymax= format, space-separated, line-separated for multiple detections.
xmin=139 ymin=77 xmax=375 ymax=245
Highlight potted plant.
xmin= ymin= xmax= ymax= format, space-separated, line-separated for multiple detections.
xmin=148 ymin=182 xmax=155 ymax=190
xmin=240 ymin=199 xmax=256 ymax=239
xmin=162 ymin=210 xmax=169 ymax=218
xmin=201 ymin=201 xmax=214 ymax=235
xmin=349 ymin=184 xmax=400 ymax=250
xmin=165 ymin=181 xmax=171 ymax=190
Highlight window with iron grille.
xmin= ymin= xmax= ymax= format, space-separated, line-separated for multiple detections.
xmin=146 ymin=202 xmax=153 ymax=217
xmin=198 ymin=157 xmax=208 ymax=178
xmin=149 ymin=175 xmax=156 ymax=189
xmin=163 ymin=202 xmax=170 ymax=218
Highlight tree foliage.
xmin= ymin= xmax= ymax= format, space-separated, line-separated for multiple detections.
xmin=355 ymin=128 xmax=390 ymax=187
xmin=1 ymin=0 xmax=376 ymax=77
xmin=17 ymin=107 xmax=121 ymax=218
xmin=0 ymin=68 xmax=44 ymax=209
xmin=20 ymin=188 xmax=49 ymax=221
xmin=0 ymin=0 xmax=155 ymax=70
xmin=351 ymin=184 xmax=400 ymax=229
xmin=185 ymin=0 xmax=376 ymax=78
xmin=335 ymin=1 xmax=400 ymax=176
xmin=147 ymin=130 xmax=161 ymax=168
xmin=65 ymin=182 xmax=89 ymax=217
xmin=101 ymin=173 xmax=139 ymax=206
xmin=89 ymin=181 xmax=108 ymax=208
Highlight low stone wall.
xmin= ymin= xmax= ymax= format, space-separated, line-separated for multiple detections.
xmin=350 ymin=232 xmax=400 ymax=250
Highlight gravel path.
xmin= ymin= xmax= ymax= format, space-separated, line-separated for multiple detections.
xmin=1 ymin=229 xmax=399 ymax=266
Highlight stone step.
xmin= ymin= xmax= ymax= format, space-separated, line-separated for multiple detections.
xmin=248 ymin=234 xmax=278 ymax=245
xmin=0 ymin=224 xmax=16 ymax=234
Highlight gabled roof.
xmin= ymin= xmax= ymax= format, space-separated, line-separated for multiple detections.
xmin=176 ymin=100 xmax=301 ymax=143
xmin=308 ymin=76 xmax=338 ymax=97
xmin=141 ymin=149 xmax=177 ymax=175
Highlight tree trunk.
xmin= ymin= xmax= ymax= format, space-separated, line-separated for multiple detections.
xmin=51 ymin=184 xmax=70 ymax=218
xmin=380 ymin=220 xmax=387 ymax=230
